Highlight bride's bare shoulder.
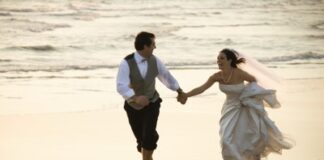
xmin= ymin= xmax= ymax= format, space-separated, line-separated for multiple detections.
xmin=210 ymin=71 xmax=222 ymax=82
xmin=235 ymin=68 xmax=249 ymax=76
xmin=235 ymin=68 xmax=256 ymax=82
xmin=235 ymin=68 xmax=246 ymax=73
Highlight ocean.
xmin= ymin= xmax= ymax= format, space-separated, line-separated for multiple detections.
xmin=0 ymin=0 xmax=324 ymax=114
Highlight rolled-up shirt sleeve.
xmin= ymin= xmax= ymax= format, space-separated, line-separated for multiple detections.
xmin=116 ymin=60 xmax=135 ymax=100
xmin=156 ymin=57 xmax=180 ymax=91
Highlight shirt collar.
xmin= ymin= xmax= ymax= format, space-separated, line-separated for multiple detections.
xmin=134 ymin=51 xmax=147 ymax=63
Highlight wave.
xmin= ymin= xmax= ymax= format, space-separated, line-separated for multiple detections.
xmin=0 ymin=5 xmax=66 ymax=13
xmin=0 ymin=59 xmax=11 ymax=62
xmin=0 ymin=64 xmax=217 ymax=73
xmin=0 ymin=64 xmax=118 ymax=73
xmin=0 ymin=52 xmax=322 ymax=73
xmin=46 ymin=11 xmax=100 ymax=21
xmin=0 ymin=8 xmax=35 ymax=13
xmin=168 ymin=52 xmax=324 ymax=66
xmin=166 ymin=61 xmax=215 ymax=67
xmin=259 ymin=52 xmax=324 ymax=63
xmin=178 ymin=23 xmax=270 ymax=30
xmin=312 ymin=22 xmax=324 ymax=30
xmin=7 ymin=45 xmax=57 ymax=52
xmin=306 ymin=35 xmax=324 ymax=39
xmin=284 ymin=62 xmax=324 ymax=65
xmin=0 ymin=12 xmax=11 ymax=16
xmin=1 ymin=18 xmax=70 ymax=33
xmin=4 ymin=44 xmax=88 ymax=52
xmin=209 ymin=23 xmax=270 ymax=27
xmin=286 ymin=77 xmax=324 ymax=81
xmin=2 ymin=75 xmax=113 ymax=79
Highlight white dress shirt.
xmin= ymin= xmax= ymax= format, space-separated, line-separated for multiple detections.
xmin=116 ymin=51 xmax=180 ymax=100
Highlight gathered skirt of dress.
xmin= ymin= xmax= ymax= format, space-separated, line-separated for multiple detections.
xmin=219 ymin=102 xmax=293 ymax=160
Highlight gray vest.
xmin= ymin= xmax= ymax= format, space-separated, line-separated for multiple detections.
xmin=125 ymin=53 xmax=160 ymax=102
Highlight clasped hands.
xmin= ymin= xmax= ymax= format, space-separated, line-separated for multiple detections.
xmin=177 ymin=92 xmax=188 ymax=105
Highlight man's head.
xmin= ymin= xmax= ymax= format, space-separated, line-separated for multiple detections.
xmin=134 ymin=31 xmax=156 ymax=58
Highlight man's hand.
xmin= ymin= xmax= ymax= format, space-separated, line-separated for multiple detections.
xmin=128 ymin=95 xmax=150 ymax=110
xmin=177 ymin=92 xmax=187 ymax=105
xmin=134 ymin=95 xmax=150 ymax=107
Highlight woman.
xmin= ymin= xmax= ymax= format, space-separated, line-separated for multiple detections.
xmin=181 ymin=48 xmax=292 ymax=160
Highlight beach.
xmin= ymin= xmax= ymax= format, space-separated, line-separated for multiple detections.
xmin=1 ymin=0 xmax=324 ymax=159
xmin=1 ymin=69 xmax=324 ymax=160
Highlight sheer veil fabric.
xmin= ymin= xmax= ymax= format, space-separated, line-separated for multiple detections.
xmin=235 ymin=50 xmax=287 ymax=107
xmin=235 ymin=50 xmax=282 ymax=90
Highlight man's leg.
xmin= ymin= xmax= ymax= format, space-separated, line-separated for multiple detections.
xmin=141 ymin=99 xmax=161 ymax=160
xmin=124 ymin=101 xmax=144 ymax=153
xmin=142 ymin=148 xmax=154 ymax=160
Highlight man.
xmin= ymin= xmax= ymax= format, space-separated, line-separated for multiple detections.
xmin=116 ymin=31 xmax=186 ymax=160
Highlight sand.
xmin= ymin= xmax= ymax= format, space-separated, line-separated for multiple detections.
xmin=1 ymin=70 xmax=324 ymax=160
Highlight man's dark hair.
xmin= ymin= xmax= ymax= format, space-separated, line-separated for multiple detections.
xmin=134 ymin=31 xmax=155 ymax=50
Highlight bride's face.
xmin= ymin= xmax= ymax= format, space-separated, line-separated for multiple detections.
xmin=217 ymin=52 xmax=231 ymax=70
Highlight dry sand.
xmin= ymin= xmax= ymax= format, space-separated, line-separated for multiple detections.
xmin=1 ymin=70 xmax=323 ymax=160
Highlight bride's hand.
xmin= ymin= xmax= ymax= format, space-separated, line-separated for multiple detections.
xmin=177 ymin=92 xmax=188 ymax=105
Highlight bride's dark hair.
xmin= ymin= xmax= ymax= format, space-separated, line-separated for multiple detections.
xmin=220 ymin=48 xmax=245 ymax=68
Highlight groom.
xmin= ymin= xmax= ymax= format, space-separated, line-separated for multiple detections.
xmin=116 ymin=31 xmax=186 ymax=160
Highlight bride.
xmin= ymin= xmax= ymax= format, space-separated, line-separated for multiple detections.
xmin=179 ymin=48 xmax=293 ymax=160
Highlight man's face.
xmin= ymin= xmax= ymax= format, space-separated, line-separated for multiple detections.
xmin=143 ymin=38 xmax=156 ymax=57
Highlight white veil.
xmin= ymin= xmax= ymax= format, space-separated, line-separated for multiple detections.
xmin=235 ymin=50 xmax=283 ymax=90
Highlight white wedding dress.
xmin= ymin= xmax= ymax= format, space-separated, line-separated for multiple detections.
xmin=219 ymin=82 xmax=292 ymax=160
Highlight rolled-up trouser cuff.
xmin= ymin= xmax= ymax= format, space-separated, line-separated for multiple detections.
xmin=142 ymin=132 xmax=159 ymax=150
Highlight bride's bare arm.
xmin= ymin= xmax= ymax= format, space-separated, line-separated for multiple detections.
xmin=186 ymin=73 xmax=219 ymax=97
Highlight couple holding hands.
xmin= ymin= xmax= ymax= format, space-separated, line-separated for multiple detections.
xmin=116 ymin=31 xmax=292 ymax=160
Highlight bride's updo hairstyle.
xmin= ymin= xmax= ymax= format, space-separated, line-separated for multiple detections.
xmin=220 ymin=48 xmax=246 ymax=68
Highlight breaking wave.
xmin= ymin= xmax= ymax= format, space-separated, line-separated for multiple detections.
xmin=0 ymin=52 xmax=323 ymax=73
xmin=259 ymin=52 xmax=324 ymax=62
